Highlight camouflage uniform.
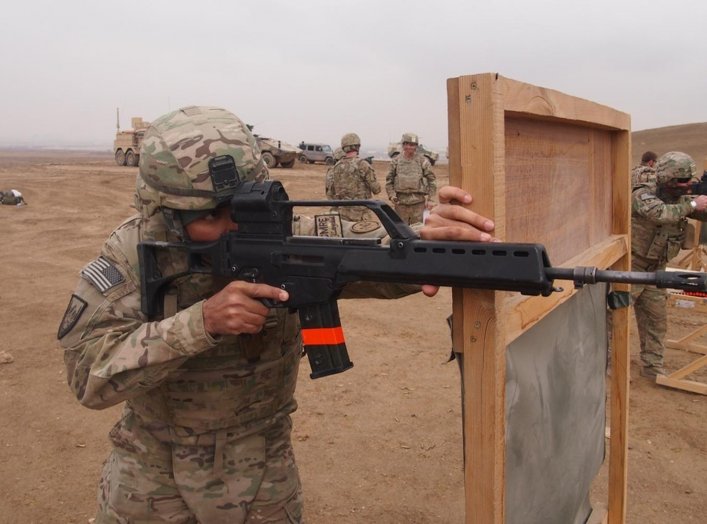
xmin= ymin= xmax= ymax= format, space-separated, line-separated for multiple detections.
xmin=631 ymin=152 xmax=707 ymax=375
xmin=58 ymin=107 xmax=418 ymax=523
xmin=385 ymin=147 xmax=436 ymax=225
xmin=326 ymin=156 xmax=381 ymax=222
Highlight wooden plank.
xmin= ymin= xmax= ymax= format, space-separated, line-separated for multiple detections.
xmin=448 ymin=73 xmax=506 ymax=524
xmin=447 ymin=73 xmax=631 ymax=524
xmin=667 ymin=293 xmax=707 ymax=354
xmin=607 ymin=129 xmax=631 ymax=524
xmin=501 ymin=76 xmax=631 ymax=130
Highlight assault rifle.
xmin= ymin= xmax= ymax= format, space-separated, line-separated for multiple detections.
xmin=139 ymin=179 xmax=707 ymax=379
xmin=658 ymin=171 xmax=707 ymax=200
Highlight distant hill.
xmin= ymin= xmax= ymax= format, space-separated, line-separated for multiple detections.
xmin=632 ymin=122 xmax=707 ymax=171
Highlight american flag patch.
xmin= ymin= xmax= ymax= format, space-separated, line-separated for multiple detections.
xmin=81 ymin=257 xmax=125 ymax=293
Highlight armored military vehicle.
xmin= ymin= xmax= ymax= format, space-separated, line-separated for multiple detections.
xmin=255 ymin=136 xmax=299 ymax=169
xmin=387 ymin=141 xmax=439 ymax=166
xmin=114 ymin=112 xmax=149 ymax=167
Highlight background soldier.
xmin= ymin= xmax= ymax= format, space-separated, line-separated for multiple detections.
xmin=632 ymin=151 xmax=658 ymax=184
xmin=386 ymin=132 xmax=436 ymax=224
xmin=57 ymin=106 xmax=494 ymax=522
xmin=326 ymin=132 xmax=381 ymax=222
xmin=631 ymin=151 xmax=707 ymax=378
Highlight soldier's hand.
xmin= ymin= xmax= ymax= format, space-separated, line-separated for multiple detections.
xmin=420 ymin=186 xmax=497 ymax=297
xmin=693 ymin=195 xmax=707 ymax=211
xmin=420 ymin=186 xmax=496 ymax=242
xmin=202 ymin=281 xmax=289 ymax=336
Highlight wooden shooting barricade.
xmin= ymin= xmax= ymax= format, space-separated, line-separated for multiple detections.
xmin=658 ymin=289 xmax=707 ymax=395
xmin=659 ymin=211 xmax=707 ymax=394
xmin=447 ymin=73 xmax=631 ymax=523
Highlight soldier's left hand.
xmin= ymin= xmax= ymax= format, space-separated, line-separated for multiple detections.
xmin=420 ymin=186 xmax=497 ymax=296
xmin=420 ymin=186 xmax=496 ymax=242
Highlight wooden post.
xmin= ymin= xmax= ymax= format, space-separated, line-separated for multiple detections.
xmin=447 ymin=73 xmax=631 ymax=523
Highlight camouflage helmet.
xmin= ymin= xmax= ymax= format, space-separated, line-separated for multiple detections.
xmin=333 ymin=147 xmax=346 ymax=161
xmin=655 ymin=151 xmax=696 ymax=185
xmin=341 ymin=132 xmax=361 ymax=153
xmin=135 ymin=106 xmax=268 ymax=215
xmin=401 ymin=132 xmax=418 ymax=145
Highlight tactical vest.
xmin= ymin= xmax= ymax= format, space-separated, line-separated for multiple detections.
xmin=631 ymin=184 xmax=687 ymax=266
xmin=393 ymin=155 xmax=426 ymax=193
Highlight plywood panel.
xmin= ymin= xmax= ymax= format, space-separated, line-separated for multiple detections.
xmin=504 ymin=119 xmax=614 ymax=264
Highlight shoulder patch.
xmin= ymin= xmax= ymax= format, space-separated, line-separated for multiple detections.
xmin=81 ymin=256 xmax=125 ymax=294
xmin=57 ymin=294 xmax=87 ymax=339
xmin=351 ymin=220 xmax=380 ymax=233
xmin=639 ymin=193 xmax=654 ymax=201
xmin=314 ymin=214 xmax=343 ymax=237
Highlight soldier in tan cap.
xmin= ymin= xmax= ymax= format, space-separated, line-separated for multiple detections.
xmin=386 ymin=132 xmax=437 ymax=224
xmin=57 ymin=106 xmax=495 ymax=523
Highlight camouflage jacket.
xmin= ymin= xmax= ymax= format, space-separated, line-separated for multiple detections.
xmin=326 ymin=156 xmax=381 ymax=221
xmin=631 ymin=172 xmax=707 ymax=268
xmin=386 ymin=153 xmax=436 ymax=205
xmin=58 ymin=211 xmax=419 ymax=443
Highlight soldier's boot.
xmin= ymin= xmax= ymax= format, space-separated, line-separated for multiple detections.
xmin=639 ymin=365 xmax=666 ymax=379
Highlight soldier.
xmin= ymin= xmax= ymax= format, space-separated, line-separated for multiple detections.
xmin=57 ymin=106 xmax=495 ymax=523
xmin=324 ymin=146 xmax=346 ymax=197
xmin=632 ymin=151 xmax=658 ymax=185
xmin=326 ymin=133 xmax=381 ymax=223
xmin=631 ymin=151 xmax=707 ymax=379
xmin=386 ymin=132 xmax=437 ymax=225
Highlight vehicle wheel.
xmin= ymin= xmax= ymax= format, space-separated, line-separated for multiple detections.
xmin=115 ymin=149 xmax=126 ymax=166
xmin=325 ymin=157 xmax=335 ymax=166
xmin=298 ymin=154 xmax=308 ymax=164
xmin=125 ymin=150 xmax=137 ymax=167
xmin=261 ymin=152 xmax=277 ymax=169
xmin=280 ymin=159 xmax=295 ymax=168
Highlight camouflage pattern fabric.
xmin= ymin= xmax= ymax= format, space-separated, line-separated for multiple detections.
xmin=136 ymin=106 xmax=269 ymax=216
xmin=326 ymin=156 xmax=381 ymax=222
xmin=59 ymin=195 xmax=420 ymax=522
xmin=385 ymin=153 xmax=436 ymax=224
xmin=631 ymin=158 xmax=707 ymax=373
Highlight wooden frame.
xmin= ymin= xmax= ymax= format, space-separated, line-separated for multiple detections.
xmin=447 ymin=73 xmax=631 ymax=523
xmin=658 ymin=293 xmax=707 ymax=395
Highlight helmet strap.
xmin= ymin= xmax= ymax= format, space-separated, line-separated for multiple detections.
xmin=161 ymin=208 xmax=187 ymax=241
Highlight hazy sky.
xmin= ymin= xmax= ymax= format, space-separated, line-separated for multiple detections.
xmin=1 ymin=0 xmax=706 ymax=151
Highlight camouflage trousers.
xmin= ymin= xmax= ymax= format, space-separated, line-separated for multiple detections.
xmin=96 ymin=411 xmax=303 ymax=523
xmin=631 ymin=256 xmax=668 ymax=369
xmin=394 ymin=201 xmax=426 ymax=225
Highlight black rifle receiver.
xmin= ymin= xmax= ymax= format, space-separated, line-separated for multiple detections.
xmin=138 ymin=180 xmax=707 ymax=379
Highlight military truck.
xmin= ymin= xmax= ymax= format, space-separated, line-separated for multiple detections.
xmin=387 ymin=141 xmax=439 ymax=165
xmin=114 ymin=113 xmax=149 ymax=167
xmin=254 ymin=136 xmax=299 ymax=169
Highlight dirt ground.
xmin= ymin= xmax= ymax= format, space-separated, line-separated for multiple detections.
xmin=0 ymin=150 xmax=705 ymax=523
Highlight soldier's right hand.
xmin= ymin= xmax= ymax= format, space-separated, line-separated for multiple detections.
xmin=202 ymin=281 xmax=289 ymax=336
